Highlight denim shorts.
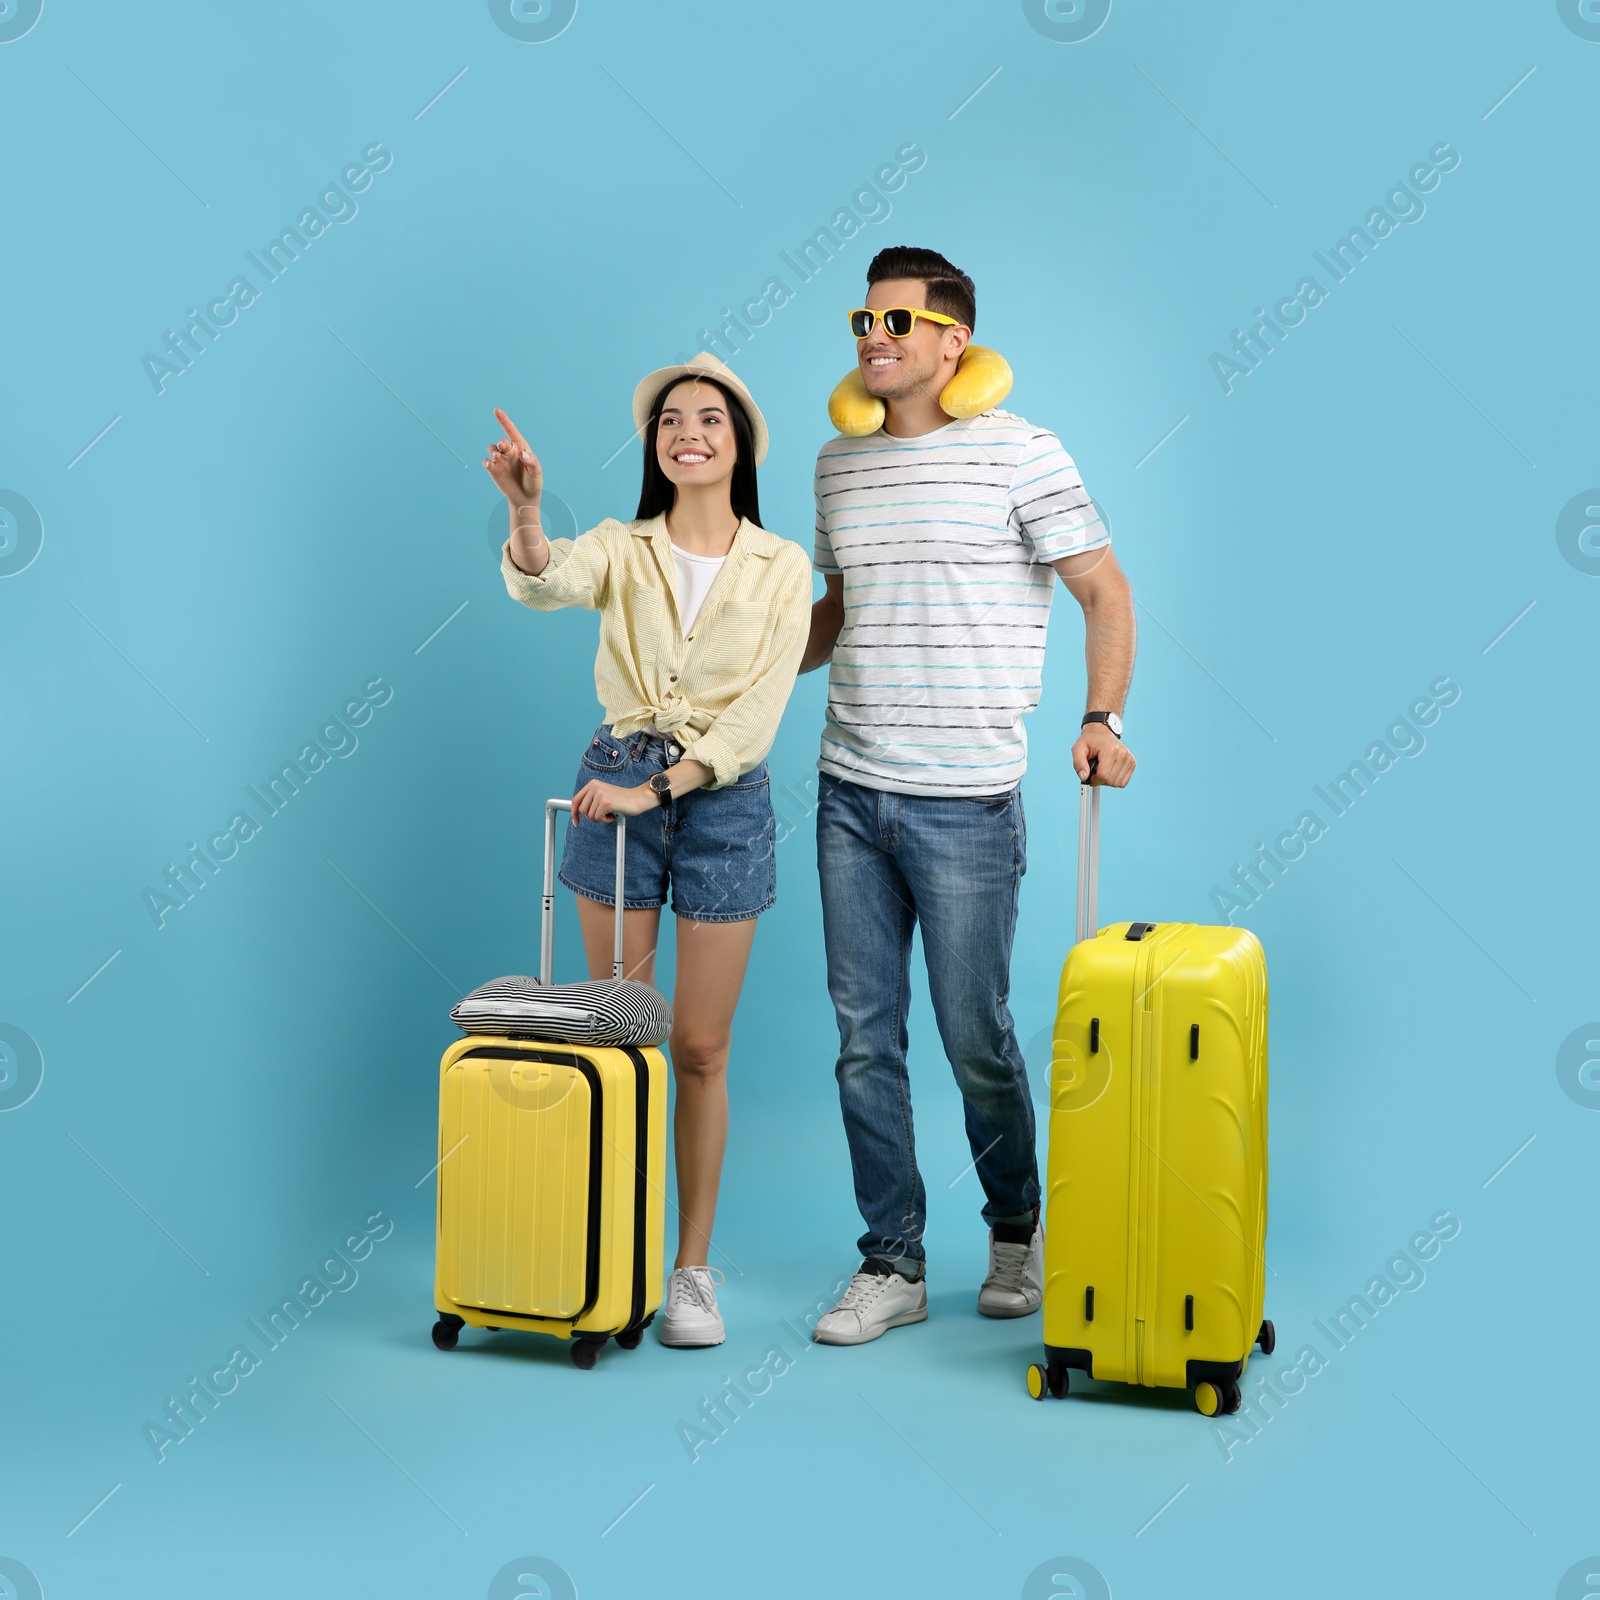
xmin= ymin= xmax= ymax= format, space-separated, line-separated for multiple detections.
xmin=559 ymin=724 xmax=776 ymax=923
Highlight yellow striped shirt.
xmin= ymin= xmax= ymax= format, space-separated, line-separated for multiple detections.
xmin=501 ymin=513 xmax=813 ymax=788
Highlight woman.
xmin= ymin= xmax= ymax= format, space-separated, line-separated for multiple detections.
xmin=484 ymin=353 xmax=811 ymax=1348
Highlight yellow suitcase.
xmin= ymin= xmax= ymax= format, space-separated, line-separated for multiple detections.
xmin=431 ymin=802 xmax=668 ymax=1369
xmin=1028 ymin=776 xmax=1272 ymax=1415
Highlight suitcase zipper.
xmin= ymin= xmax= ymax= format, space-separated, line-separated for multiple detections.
xmin=622 ymin=1045 xmax=652 ymax=1335
xmin=1124 ymin=939 xmax=1144 ymax=1385
xmin=1130 ymin=935 xmax=1159 ymax=1386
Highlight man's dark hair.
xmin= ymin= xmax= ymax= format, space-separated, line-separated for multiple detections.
xmin=865 ymin=246 xmax=976 ymax=332
xmin=635 ymin=374 xmax=762 ymax=526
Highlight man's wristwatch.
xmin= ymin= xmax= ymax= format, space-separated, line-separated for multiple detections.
xmin=1082 ymin=711 xmax=1123 ymax=740
xmin=648 ymin=772 xmax=674 ymax=806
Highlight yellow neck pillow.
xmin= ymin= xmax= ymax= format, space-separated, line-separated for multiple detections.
xmin=828 ymin=344 xmax=1013 ymax=436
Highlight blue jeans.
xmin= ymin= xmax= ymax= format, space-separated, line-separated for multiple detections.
xmin=816 ymin=773 xmax=1039 ymax=1274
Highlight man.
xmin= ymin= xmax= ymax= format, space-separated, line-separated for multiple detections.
xmin=802 ymin=246 xmax=1137 ymax=1345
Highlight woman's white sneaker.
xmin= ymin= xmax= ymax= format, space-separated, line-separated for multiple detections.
xmin=659 ymin=1265 xmax=726 ymax=1347
xmin=978 ymin=1225 xmax=1043 ymax=1317
xmin=813 ymin=1259 xmax=928 ymax=1345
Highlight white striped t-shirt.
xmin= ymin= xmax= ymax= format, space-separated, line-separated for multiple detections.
xmin=813 ymin=409 xmax=1108 ymax=797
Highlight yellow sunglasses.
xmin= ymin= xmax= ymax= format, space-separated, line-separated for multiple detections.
xmin=848 ymin=306 xmax=960 ymax=339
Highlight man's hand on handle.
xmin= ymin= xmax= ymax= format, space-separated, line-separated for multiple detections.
xmin=1052 ymin=546 xmax=1137 ymax=788
xmin=1073 ymin=722 xmax=1135 ymax=786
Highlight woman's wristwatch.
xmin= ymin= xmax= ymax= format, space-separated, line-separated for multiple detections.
xmin=648 ymin=772 xmax=674 ymax=806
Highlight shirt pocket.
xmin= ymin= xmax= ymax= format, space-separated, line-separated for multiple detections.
xmin=694 ymin=600 xmax=774 ymax=680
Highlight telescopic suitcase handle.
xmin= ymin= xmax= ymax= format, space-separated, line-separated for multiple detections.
xmin=541 ymin=800 xmax=627 ymax=984
xmin=1076 ymin=755 xmax=1100 ymax=944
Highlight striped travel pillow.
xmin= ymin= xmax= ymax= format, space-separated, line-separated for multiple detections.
xmin=450 ymin=975 xmax=672 ymax=1047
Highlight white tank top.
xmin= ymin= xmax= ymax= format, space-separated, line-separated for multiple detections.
xmin=644 ymin=546 xmax=728 ymax=743
xmin=672 ymin=545 xmax=726 ymax=634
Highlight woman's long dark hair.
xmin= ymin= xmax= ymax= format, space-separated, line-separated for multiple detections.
xmin=635 ymin=375 xmax=762 ymax=527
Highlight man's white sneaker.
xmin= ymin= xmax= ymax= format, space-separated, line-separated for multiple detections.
xmin=659 ymin=1265 xmax=726 ymax=1347
xmin=813 ymin=1259 xmax=928 ymax=1346
xmin=978 ymin=1225 xmax=1043 ymax=1318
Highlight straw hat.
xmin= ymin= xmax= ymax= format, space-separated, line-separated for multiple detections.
xmin=631 ymin=351 xmax=769 ymax=467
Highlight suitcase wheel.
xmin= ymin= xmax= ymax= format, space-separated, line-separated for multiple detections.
xmin=431 ymin=1315 xmax=464 ymax=1352
xmin=1257 ymin=1319 xmax=1275 ymax=1355
xmin=1194 ymin=1377 xmax=1242 ymax=1417
xmin=570 ymin=1336 xmax=606 ymax=1370
xmin=1027 ymin=1362 xmax=1072 ymax=1400
xmin=615 ymin=1326 xmax=645 ymax=1350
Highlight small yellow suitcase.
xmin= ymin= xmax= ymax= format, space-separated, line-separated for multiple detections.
xmin=431 ymin=801 xmax=668 ymax=1369
xmin=1028 ymin=775 xmax=1272 ymax=1415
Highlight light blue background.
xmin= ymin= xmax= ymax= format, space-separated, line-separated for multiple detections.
xmin=2 ymin=2 xmax=1595 ymax=1595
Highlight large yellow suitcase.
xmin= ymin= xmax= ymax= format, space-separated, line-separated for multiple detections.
xmin=431 ymin=802 xmax=668 ymax=1370
xmin=1028 ymin=776 xmax=1271 ymax=1416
